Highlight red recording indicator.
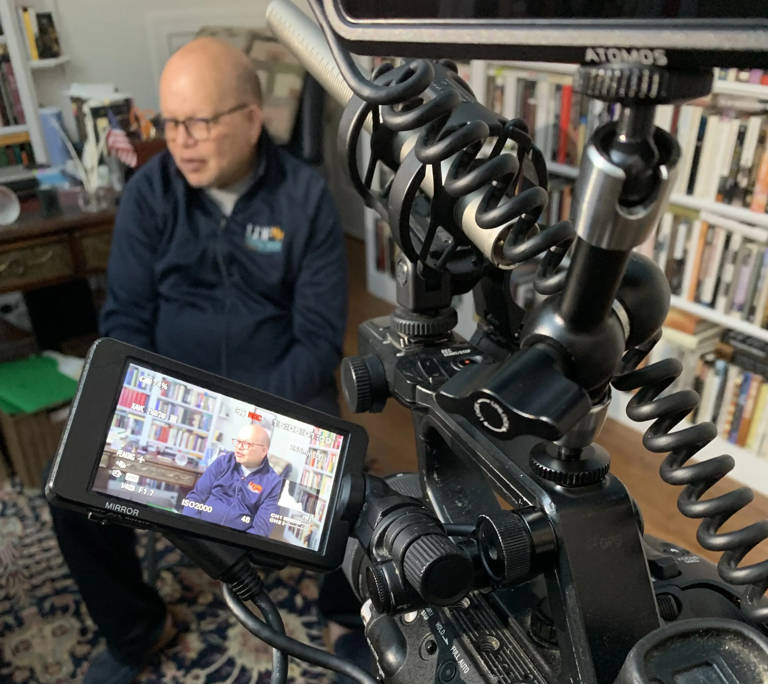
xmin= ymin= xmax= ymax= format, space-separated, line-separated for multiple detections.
xmin=248 ymin=411 xmax=262 ymax=421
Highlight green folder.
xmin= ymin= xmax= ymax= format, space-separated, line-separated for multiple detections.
xmin=0 ymin=356 xmax=78 ymax=415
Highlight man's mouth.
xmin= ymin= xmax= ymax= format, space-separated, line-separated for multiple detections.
xmin=180 ymin=159 xmax=206 ymax=172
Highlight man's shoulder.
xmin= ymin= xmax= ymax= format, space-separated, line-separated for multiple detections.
xmin=261 ymin=462 xmax=283 ymax=487
xmin=269 ymin=144 xmax=329 ymax=201
xmin=208 ymin=451 xmax=236 ymax=475
xmin=121 ymin=150 xmax=180 ymax=206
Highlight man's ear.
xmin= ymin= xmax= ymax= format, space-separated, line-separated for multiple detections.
xmin=249 ymin=105 xmax=264 ymax=144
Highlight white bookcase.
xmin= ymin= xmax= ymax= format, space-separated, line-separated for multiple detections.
xmin=0 ymin=0 xmax=69 ymax=165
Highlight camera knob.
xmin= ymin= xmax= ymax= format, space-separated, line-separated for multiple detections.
xmin=573 ymin=64 xmax=712 ymax=105
xmin=476 ymin=512 xmax=533 ymax=584
xmin=403 ymin=534 xmax=473 ymax=606
xmin=341 ymin=354 xmax=388 ymax=413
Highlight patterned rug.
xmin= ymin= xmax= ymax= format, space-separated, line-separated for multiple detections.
xmin=0 ymin=479 xmax=334 ymax=683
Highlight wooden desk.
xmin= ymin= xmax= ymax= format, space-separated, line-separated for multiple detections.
xmin=95 ymin=448 xmax=203 ymax=499
xmin=0 ymin=204 xmax=116 ymax=294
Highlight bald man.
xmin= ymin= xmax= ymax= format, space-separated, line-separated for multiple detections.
xmin=48 ymin=37 xmax=348 ymax=684
xmin=101 ymin=36 xmax=347 ymax=409
xmin=182 ymin=423 xmax=282 ymax=536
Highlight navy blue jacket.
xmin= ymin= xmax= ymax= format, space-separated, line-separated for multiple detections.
xmin=182 ymin=452 xmax=283 ymax=536
xmin=100 ymin=134 xmax=347 ymax=404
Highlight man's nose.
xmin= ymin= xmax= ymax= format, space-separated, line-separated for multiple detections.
xmin=177 ymin=124 xmax=197 ymax=147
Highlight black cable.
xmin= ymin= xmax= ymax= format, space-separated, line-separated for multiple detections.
xmin=222 ymin=583 xmax=379 ymax=684
xmin=254 ymin=590 xmax=288 ymax=684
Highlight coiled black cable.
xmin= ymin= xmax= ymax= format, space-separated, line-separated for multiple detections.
xmin=314 ymin=0 xmax=575 ymax=295
xmin=613 ymin=335 xmax=768 ymax=624
xmin=382 ymin=63 xmax=575 ymax=293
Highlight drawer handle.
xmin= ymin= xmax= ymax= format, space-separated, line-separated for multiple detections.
xmin=0 ymin=257 xmax=24 ymax=275
xmin=26 ymin=249 xmax=54 ymax=266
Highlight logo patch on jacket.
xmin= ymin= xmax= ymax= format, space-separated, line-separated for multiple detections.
xmin=248 ymin=482 xmax=263 ymax=493
xmin=245 ymin=224 xmax=284 ymax=253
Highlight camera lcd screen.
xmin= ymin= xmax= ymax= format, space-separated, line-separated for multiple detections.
xmin=90 ymin=361 xmax=345 ymax=553
xmin=339 ymin=1 xmax=766 ymax=20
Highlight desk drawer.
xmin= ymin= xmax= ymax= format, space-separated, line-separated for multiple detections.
xmin=0 ymin=240 xmax=74 ymax=289
xmin=80 ymin=231 xmax=113 ymax=271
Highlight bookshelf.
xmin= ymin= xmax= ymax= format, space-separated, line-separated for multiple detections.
xmin=113 ymin=366 xmax=222 ymax=463
xmin=28 ymin=55 xmax=67 ymax=70
xmin=0 ymin=0 xmax=68 ymax=164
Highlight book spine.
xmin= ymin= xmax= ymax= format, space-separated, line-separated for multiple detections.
xmin=21 ymin=8 xmax=39 ymax=60
xmin=685 ymin=219 xmax=709 ymax=301
xmin=557 ymin=84 xmax=572 ymax=164
xmin=673 ymin=105 xmax=703 ymax=196
xmin=2 ymin=62 xmax=25 ymax=125
xmin=743 ymin=247 xmax=768 ymax=322
xmin=737 ymin=376 xmax=762 ymax=446
xmin=699 ymin=226 xmax=727 ymax=306
xmin=747 ymin=383 xmax=768 ymax=450
xmin=727 ymin=372 xmax=752 ymax=444
xmin=716 ymin=366 xmax=742 ymax=438
xmin=715 ymin=232 xmax=743 ymax=313
xmin=749 ymin=143 xmax=768 ymax=213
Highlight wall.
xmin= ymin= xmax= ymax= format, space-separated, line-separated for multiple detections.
xmin=38 ymin=0 xmax=279 ymax=115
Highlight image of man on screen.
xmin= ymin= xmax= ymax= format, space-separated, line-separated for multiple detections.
xmin=182 ymin=423 xmax=282 ymax=536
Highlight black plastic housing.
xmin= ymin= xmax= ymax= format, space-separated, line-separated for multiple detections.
xmin=45 ymin=337 xmax=368 ymax=572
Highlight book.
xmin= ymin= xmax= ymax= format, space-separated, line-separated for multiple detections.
xmin=745 ymin=123 xmax=768 ymax=209
xmin=1 ymin=61 xmax=24 ymax=124
xmin=694 ymin=354 xmax=717 ymax=422
xmin=746 ymin=383 xmax=768 ymax=451
xmin=673 ymin=105 xmax=704 ymax=196
xmin=743 ymin=247 xmax=768 ymax=322
xmin=731 ymin=243 xmax=761 ymax=316
xmin=692 ymin=115 xmax=723 ymax=200
xmin=736 ymin=374 xmax=763 ymax=446
xmin=686 ymin=113 xmax=709 ymax=195
xmin=701 ymin=358 xmax=729 ymax=424
xmin=728 ymin=371 xmax=753 ymax=443
xmin=715 ymin=231 xmax=743 ymax=313
xmin=698 ymin=226 xmax=727 ymax=306
xmin=35 ymin=12 xmax=61 ymax=60
xmin=751 ymin=250 xmax=768 ymax=328
xmin=557 ymin=85 xmax=573 ymax=164
xmin=665 ymin=307 xmax=712 ymax=335
xmin=19 ymin=7 xmax=38 ymax=60
xmin=750 ymin=143 xmax=768 ymax=213
xmin=684 ymin=219 xmax=708 ymax=301
xmin=716 ymin=366 xmax=743 ymax=438
xmin=720 ymin=120 xmax=747 ymax=204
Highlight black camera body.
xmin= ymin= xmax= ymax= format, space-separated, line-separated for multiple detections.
xmin=341 ymin=314 xmax=768 ymax=683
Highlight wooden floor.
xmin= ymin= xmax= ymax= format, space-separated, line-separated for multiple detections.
xmin=340 ymin=237 xmax=768 ymax=567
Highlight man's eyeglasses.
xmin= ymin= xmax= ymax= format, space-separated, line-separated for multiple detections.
xmin=161 ymin=103 xmax=250 ymax=141
xmin=232 ymin=438 xmax=266 ymax=450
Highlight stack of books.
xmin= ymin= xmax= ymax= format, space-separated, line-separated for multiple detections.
xmin=0 ymin=46 xmax=24 ymax=127
xmin=693 ymin=332 xmax=768 ymax=454
xmin=654 ymin=311 xmax=768 ymax=454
